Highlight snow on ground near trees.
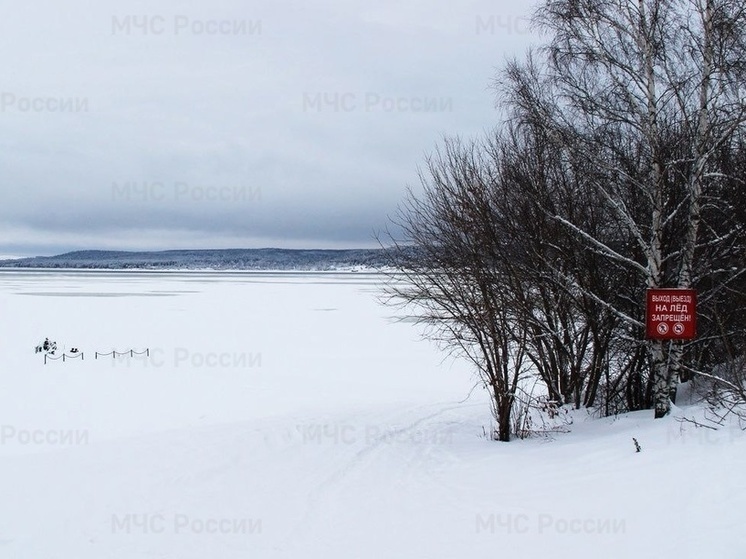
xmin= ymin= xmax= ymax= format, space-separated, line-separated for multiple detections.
xmin=0 ymin=269 xmax=743 ymax=558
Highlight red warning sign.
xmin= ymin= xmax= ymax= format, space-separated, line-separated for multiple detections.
xmin=646 ymin=289 xmax=697 ymax=340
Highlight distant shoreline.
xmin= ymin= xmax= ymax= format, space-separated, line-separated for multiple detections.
xmin=0 ymin=248 xmax=391 ymax=271
xmin=0 ymin=267 xmax=384 ymax=274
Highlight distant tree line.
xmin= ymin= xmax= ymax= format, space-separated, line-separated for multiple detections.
xmin=0 ymin=249 xmax=388 ymax=271
xmin=384 ymin=0 xmax=746 ymax=441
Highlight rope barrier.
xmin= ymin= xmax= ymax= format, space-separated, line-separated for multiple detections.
xmin=42 ymin=349 xmax=149 ymax=364
xmin=95 ymin=349 xmax=150 ymax=359
xmin=44 ymin=352 xmax=84 ymax=365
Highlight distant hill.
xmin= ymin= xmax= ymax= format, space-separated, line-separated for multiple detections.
xmin=0 ymin=249 xmax=389 ymax=271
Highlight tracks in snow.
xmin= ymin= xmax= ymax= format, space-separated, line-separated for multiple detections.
xmin=279 ymin=400 xmax=483 ymax=548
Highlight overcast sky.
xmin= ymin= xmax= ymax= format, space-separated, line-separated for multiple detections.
xmin=0 ymin=0 xmax=539 ymax=256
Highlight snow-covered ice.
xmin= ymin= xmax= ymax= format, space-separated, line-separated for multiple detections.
xmin=0 ymin=269 xmax=743 ymax=558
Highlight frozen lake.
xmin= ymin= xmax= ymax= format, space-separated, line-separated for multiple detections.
xmin=0 ymin=269 xmax=743 ymax=558
xmin=0 ymin=269 xmax=471 ymax=443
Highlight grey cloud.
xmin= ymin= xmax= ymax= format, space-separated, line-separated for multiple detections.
xmin=0 ymin=0 xmax=538 ymax=256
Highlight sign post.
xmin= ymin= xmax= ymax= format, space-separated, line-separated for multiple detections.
xmin=646 ymin=288 xmax=697 ymax=340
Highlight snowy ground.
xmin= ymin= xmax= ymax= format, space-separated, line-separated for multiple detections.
xmin=0 ymin=269 xmax=744 ymax=558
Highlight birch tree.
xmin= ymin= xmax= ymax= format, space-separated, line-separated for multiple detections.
xmin=503 ymin=0 xmax=746 ymax=417
xmin=385 ymin=0 xmax=746 ymax=435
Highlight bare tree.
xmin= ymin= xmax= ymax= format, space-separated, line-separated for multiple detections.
xmin=503 ymin=0 xmax=746 ymax=417
xmin=383 ymin=0 xmax=746 ymax=438
xmin=383 ymin=127 xmax=621 ymax=437
xmin=383 ymin=138 xmax=531 ymax=441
